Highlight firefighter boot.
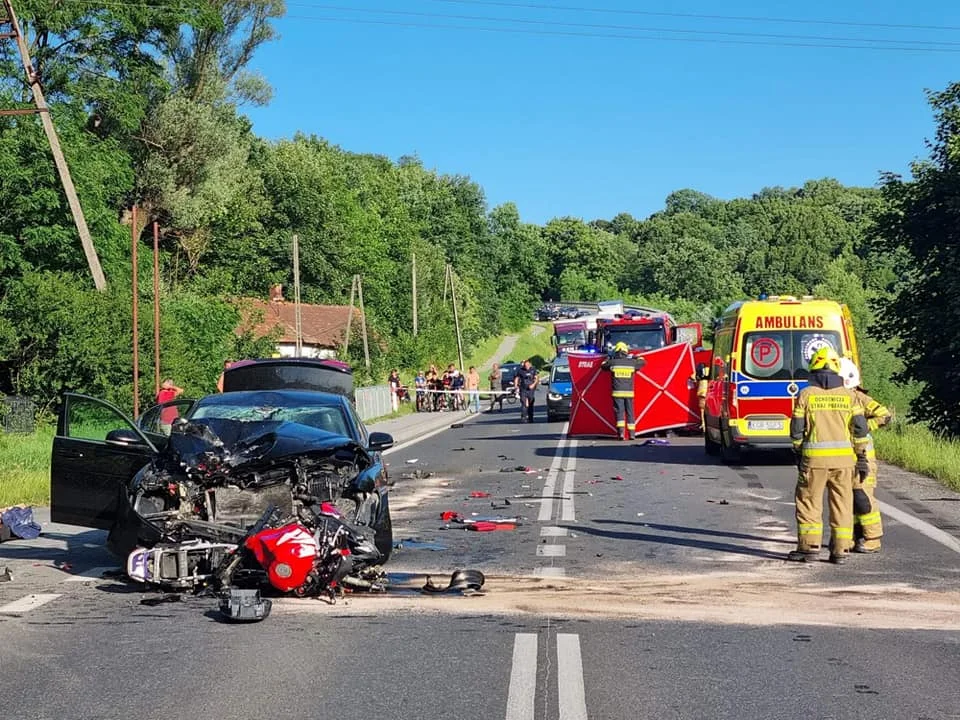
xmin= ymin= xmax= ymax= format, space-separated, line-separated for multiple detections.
xmin=786 ymin=548 xmax=820 ymax=563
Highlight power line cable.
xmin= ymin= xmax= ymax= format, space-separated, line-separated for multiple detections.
xmin=50 ymin=0 xmax=960 ymax=52
xmin=277 ymin=3 xmax=960 ymax=47
xmin=424 ymin=0 xmax=960 ymax=33
xmin=278 ymin=14 xmax=960 ymax=52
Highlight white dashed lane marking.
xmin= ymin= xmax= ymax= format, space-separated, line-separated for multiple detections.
xmin=540 ymin=526 xmax=568 ymax=537
xmin=533 ymin=567 xmax=566 ymax=577
xmin=536 ymin=545 xmax=566 ymax=557
xmin=0 ymin=594 xmax=62 ymax=614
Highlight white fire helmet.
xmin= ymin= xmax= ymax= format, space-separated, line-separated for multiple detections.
xmin=839 ymin=357 xmax=860 ymax=390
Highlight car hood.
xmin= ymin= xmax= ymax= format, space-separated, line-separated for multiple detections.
xmin=550 ymin=381 xmax=573 ymax=396
xmin=166 ymin=417 xmax=364 ymax=477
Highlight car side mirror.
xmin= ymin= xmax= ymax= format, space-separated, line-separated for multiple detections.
xmin=106 ymin=428 xmax=146 ymax=446
xmin=368 ymin=431 xmax=394 ymax=452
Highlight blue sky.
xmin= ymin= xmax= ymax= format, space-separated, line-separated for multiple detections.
xmin=244 ymin=0 xmax=960 ymax=224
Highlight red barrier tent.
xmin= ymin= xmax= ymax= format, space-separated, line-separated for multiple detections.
xmin=567 ymin=344 xmax=700 ymax=438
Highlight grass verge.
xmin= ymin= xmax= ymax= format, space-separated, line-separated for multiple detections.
xmin=874 ymin=423 xmax=960 ymax=492
xmin=0 ymin=425 xmax=54 ymax=507
xmin=504 ymin=323 xmax=555 ymax=371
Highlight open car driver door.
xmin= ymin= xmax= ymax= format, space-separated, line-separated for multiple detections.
xmin=50 ymin=393 xmax=158 ymax=530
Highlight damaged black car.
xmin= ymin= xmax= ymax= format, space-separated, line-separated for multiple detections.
xmin=50 ymin=375 xmax=395 ymax=599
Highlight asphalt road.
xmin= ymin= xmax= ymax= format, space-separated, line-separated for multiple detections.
xmin=3 ymin=392 xmax=960 ymax=720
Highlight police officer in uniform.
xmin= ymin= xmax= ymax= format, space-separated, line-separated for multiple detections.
xmin=839 ymin=358 xmax=892 ymax=553
xmin=603 ymin=341 xmax=646 ymax=440
xmin=514 ymin=358 xmax=539 ymax=423
xmin=788 ymin=347 xmax=870 ymax=565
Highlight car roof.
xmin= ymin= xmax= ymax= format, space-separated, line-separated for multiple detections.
xmin=194 ymin=390 xmax=349 ymax=407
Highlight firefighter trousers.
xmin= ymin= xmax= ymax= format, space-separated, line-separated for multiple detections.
xmin=613 ymin=396 xmax=635 ymax=438
xmin=795 ymin=466 xmax=855 ymax=555
xmin=853 ymin=462 xmax=883 ymax=550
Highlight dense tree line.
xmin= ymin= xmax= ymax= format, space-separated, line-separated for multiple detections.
xmin=0 ymin=2 xmax=955 ymax=435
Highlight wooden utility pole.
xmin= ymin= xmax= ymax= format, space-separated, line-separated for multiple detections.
xmin=1 ymin=0 xmax=107 ymax=291
xmin=447 ymin=264 xmax=465 ymax=372
xmin=357 ymin=275 xmax=371 ymax=369
xmin=292 ymin=234 xmax=303 ymax=357
xmin=152 ymin=222 xmax=161 ymax=396
xmin=343 ymin=274 xmax=357 ymax=357
xmin=411 ymin=253 xmax=418 ymax=336
xmin=131 ymin=207 xmax=140 ymax=418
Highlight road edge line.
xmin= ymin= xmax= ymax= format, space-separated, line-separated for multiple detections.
xmin=877 ymin=500 xmax=960 ymax=555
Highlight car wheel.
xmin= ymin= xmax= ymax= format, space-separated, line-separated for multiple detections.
xmin=705 ymin=430 xmax=721 ymax=456
xmin=720 ymin=431 xmax=741 ymax=465
xmin=374 ymin=506 xmax=393 ymax=562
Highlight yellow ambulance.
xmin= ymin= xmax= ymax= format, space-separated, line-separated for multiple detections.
xmin=703 ymin=295 xmax=859 ymax=462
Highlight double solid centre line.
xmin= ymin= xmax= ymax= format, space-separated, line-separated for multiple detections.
xmin=538 ymin=425 xmax=577 ymax=523
xmin=506 ymin=632 xmax=588 ymax=720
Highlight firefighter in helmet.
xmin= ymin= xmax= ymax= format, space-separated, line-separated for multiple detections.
xmin=839 ymin=357 xmax=892 ymax=553
xmin=602 ymin=341 xmax=645 ymax=440
xmin=788 ymin=346 xmax=870 ymax=565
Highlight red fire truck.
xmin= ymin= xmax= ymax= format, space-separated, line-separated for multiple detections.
xmin=594 ymin=313 xmax=710 ymax=366
xmin=567 ymin=311 xmax=712 ymax=437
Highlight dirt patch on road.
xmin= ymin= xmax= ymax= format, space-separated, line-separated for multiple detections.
xmin=275 ymin=569 xmax=960 ymax=631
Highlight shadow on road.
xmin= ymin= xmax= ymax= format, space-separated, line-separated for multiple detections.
xmin=564 ymin=521 xmax=787 ymax=560
xmin=594 ymin=519 xmax=795 ymax=546
xmin=532 ymin=441 xmax=795 ymax=469
xmin=0 ymin=528 xmax=110 ymax=563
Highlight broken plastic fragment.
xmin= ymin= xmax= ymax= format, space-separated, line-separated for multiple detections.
xmin=394 ymin=539 xmax=447 ymax=551
xmin=467 ymin=521 xmax=516 ymax=532
xmin=421 ymin=569 xmax=485 ymax=594
xmin=405 ymin=458 xmax=419 ymax=464
xmin=469 ymin=491 xmax=491 ymax=498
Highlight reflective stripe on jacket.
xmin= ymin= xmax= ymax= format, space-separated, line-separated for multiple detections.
xmin=604 ymin=355 xmax=641 ymax=398
xmin=790 ymin=373 xmax=868 ymax=468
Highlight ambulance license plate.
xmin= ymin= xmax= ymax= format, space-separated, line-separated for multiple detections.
xmin=747 ymin=420 xmax=782 ymax=431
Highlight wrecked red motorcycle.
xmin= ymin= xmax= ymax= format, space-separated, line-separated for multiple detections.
xmin=119 ymin=416 xmax=392 ymax=610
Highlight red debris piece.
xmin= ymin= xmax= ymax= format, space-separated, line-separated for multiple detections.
xmin=468 ymin=491 xmax=491 ymax=498
xmin=467 ymin=521 xmax=516 ymax=532
xmin=441 ymin=511 xmax=462 ymax=522
xmin=612 ymin=475 xmax=624 ymax=481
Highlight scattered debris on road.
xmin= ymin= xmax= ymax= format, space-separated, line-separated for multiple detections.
xmin=707 ymin=499 xmax=730 ymax=505
xmin=405 ymin=458 xmax=420 ymax=464
xmin=394 ymin=539 xmax=447 ymax=551
xmin=400 ymin=469 xmax=435 ymax=480
xmin=0 ymin=505 xmax=42 ymax=542
xmin=422 ymin=569 xmax=485 ymax=595
xmin=140 ymin=594 xmax=182 ymax=606
xmin=0 ymin=567 xmax=12 ymax=582
xmin=642 ymin=438 xmax=671 ymax=446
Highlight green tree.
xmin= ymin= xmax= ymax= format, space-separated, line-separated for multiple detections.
xmin=875 ymin=83 xmax=960 ymax=435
